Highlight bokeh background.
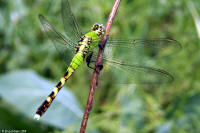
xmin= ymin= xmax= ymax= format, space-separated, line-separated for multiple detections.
xmin=0 ymin=0 xmax=200 ymax=133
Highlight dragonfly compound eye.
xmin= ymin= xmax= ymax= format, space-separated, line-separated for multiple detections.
xmin=92 ymin=23 xmax=99 ymax=31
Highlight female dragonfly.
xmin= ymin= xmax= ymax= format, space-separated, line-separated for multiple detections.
xmin=34 ymin=0 xmax=181 ymax=120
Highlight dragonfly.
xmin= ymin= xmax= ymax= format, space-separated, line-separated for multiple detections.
xmin=34 ymin=0 xmax=181 ymax=120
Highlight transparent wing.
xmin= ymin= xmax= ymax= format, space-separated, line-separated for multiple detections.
xmin=90 ymin=38 xmax=181 ymax=84
xmin=39 ymin=14 xmax=76 ymax=65
xmin=62 ymin=0 xmax=82 ymax=42
xmin=102 ymin=58 xmax=174 ymax=84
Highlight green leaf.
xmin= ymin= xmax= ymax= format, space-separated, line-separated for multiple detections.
xmin=0 ymin=70 xmax=82 ymax=129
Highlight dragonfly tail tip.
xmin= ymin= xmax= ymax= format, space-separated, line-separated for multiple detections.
xmin=34 ymin=114 xmax=41 ymax=120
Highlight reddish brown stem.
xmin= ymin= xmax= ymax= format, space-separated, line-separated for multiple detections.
xmin=79 ymin=0 xmax=121 ymax=133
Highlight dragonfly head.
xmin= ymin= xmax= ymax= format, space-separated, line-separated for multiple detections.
xmin=91 ymin=23 xmax=105 ymax=37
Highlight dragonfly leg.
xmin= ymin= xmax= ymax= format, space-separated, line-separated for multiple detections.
xmin=97 ymin=62 xmax=103 ymax=70
xmin=86 ymin=52 xmax=95 ymax=70
xmin=98 ymin=35 xmax=109 ymax=50
xmin=98 ymin=44 xmax=105 ymax=50
xmin=87 ymin=61 xmax=96 ymax=70
xmin=86 ymin=52 xmax=103 ymax=70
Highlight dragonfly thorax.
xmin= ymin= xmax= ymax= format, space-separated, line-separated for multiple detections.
xmin=91 ymin=23 xmax=105 ymax=37
xmin=75 ymin=35 xmax=92 ymax=57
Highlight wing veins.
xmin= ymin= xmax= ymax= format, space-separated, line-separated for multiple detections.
xmin=39 ymin=14 xmax=76 ymax=48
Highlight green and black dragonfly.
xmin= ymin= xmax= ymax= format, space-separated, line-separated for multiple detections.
xmin=34 ymin=0 xmax=181 ymax=120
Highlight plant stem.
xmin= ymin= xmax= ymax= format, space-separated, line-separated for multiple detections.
xmin=79 ymin=0 xmax=121 ymax=133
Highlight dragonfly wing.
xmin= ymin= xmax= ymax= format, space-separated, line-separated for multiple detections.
xmin=102 ymin=58 xmax=174 ymax=84
xmin=62 ymin=0 xmax=82 ymax=42
xmin=105 ymin=38 xmax=181 ymax=60
xmin=90 ymin=38 xmax=181 ymax=84
xmin=39 ymin=14 xmax=76 ymax=65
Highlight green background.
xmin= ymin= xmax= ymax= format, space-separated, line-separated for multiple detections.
xmin=0 ymin=0 xmax=200 ymax=133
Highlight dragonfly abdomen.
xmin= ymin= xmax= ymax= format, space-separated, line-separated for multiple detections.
xmin=34 ymin=70 xmax=72 ymax=120
xmin=34 ymin=42 xmax=87 ymax=120
xmin=67 ymin=53 xmax=84 ymax=73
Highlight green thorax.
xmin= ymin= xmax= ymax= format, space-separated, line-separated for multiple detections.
xmin=67 ymin=23 xmax=105 ymax=73
xmin=85 ymin=31 xmax=99 ymax=50
xmin=85 ymin=30 xmax=99 ymax=40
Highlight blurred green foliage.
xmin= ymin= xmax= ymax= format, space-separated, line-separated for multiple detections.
xmin=0 ymin=0 xmax=200 ymax=133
